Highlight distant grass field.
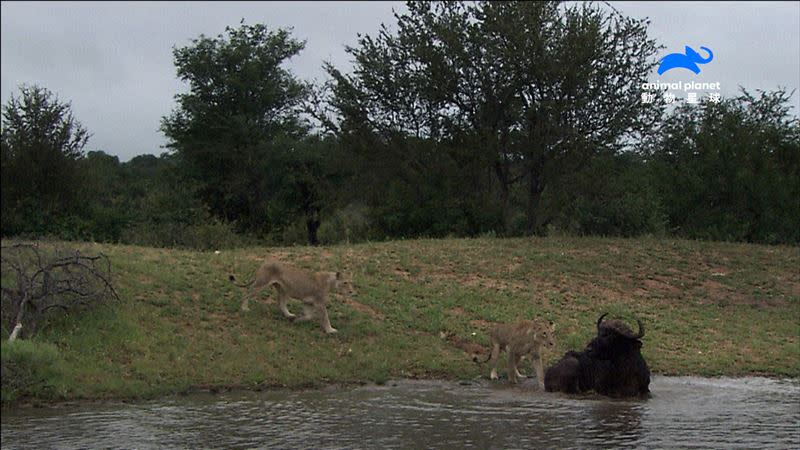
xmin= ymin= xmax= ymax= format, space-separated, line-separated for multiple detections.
xmin=2 ymin=236 xmax=799 ymax=405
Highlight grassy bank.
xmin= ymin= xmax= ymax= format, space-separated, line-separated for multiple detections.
xmin=2 ymin=236 xmax=799 ymax=405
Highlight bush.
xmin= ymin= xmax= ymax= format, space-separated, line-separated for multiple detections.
xmin=651 ymin=89 xmax=800 ymax=244
xmin=542 ymin=154 xmax=667 ymax=237
xmin=318 ymin=204 xmax=373 ymax=244
xmin=121 ymin=219 xmax=249 ymax=250
xmin=1 ymin=340 xmax=65 ymax=404
xmin=271 ymin=218 xmax=310 ymax=246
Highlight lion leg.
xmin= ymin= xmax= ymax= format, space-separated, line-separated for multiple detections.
xmin=509 ymin=352 xmax=523 ymax=384
xmin=515 ymin=353 xmax=527 ymax=377
xmin=295 ymin=302 xmax=316 ymax=322
xmin=242 ymin=278 xmax=268 ymax=312
xmin=514 ymin=353 xmax=527 ymax=378
xmin=277 ymin=287 xmax=296 ymax=320
xmin=489 ymin=342 xmax=501 ymax=380
xmin=316 ymin=303 xmax=337 ymax=334
xmin=531 ymin=352 xmax=545 ymax=389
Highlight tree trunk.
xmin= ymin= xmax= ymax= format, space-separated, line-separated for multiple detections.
xmin=494 ymin=161 xmax=512 ymax=234
xmin=306 ymin=208 xmax=320 ymax=246
xmin=8 ymin=323 xmax=22 ymax=342
xmin=526 ymin=167 xmax=544 ymax=235
xmin=8 ymin=289 xmax=27 ymax=342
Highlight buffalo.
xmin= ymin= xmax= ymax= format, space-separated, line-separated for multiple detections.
xmin=545 ymin=313 xmax=650 ymax=398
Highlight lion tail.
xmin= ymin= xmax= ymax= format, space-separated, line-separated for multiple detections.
xmin=229 ymin=274 xmax=255 ymax=288
xmin=472 ymin=350 xmax=492 ymax=365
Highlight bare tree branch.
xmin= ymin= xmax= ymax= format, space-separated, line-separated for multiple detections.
xmin=1 ymin=242 xmax=120 ymax=340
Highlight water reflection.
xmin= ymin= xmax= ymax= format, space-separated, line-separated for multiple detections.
xmin=2 ymin=376 xmax=798 ymax=449
xmin=586 ymin=399 xmax=645 ymax=443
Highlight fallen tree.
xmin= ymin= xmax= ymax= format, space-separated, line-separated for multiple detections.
xmin=1 ymin=242 xmax=119 ymax=341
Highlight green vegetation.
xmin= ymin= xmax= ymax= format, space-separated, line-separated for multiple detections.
xmin=2 ymin=2 xmax=798 ymax=406
xmin=3 ymin=3 xmax=798 ymax=248
xmin=1 ymin=340 xmax=66 ymax=404
xmin=2 ymin=237 xmax=798 ymax=406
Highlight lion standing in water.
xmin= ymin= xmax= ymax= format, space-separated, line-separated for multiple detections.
xmin=230 ymin=260 xmax=350 ymax=334
xmin=477 ymin=319 xmax=557 ymax=387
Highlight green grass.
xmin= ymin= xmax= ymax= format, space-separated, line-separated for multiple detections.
xmin=2 ymin=236 xmax=798 ymax=405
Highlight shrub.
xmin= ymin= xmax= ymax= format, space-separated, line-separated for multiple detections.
xmin=120 ymin=219 xmax=249 ymax=250
xmin=542 ymin=154 xmax=667 ymax=237
xmin=318 ymin=204 xmax=373 ymax=245
xmin=1 ymin=340 xmax=65 ymax=404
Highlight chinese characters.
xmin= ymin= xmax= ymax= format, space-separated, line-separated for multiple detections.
xmin=640 ymin=91 xmax=722 ymax=104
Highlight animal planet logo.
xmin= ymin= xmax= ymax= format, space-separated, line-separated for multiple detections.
xmin=658 ymin=46 xmax=714 ymax=75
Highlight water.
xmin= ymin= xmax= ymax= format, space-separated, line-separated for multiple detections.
xmin=2 ymin=376 xmax=799 ymax=449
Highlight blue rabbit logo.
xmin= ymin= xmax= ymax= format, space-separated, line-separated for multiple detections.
xmin=658 ymin=46 xmax=714 ymax=75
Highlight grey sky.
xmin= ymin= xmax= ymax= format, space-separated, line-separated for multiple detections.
xmin=2 ymin=1 xmax=799 ymax=162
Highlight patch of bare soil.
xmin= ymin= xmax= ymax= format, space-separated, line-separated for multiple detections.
xmin=708 ymin=267 xmax=729 ymax=277
xmin=700 ymin=279 xmax=729 ymax=299
xmin=462 ymin=273 xmax=497 ymax=289
xmin=506 ymin=257 xmax=523 ymax=272
xmin=639 ymin=277 xmax=683 ymax=297
xmin=586 ymin=283 xmax=626 ymax=301
xmin=393 ymin=267 xmax=412 ymax=279
xmin=444 ymin=308 xmax=493 ymax=331
xmin=460 ymin=273 xmax=528 ymax=292
xmin=206 ymin=311 xmax=237 ymax=327
xmin=438 ymin=312 xmax=495 ymax=356
xmin=343 ymin=298 xmax=385 ymax=321
xmin=244 ymin=250 xmax=291 ymax=262
xmin=789 ymin=282 xmax=800 ymax=297
xmin=696 ymin=279 xmax=776 ymax=306
xmin=469 ymin=318 xmax=493 ymax=330
xmin=447 ymin=306 xmax=467 ymax=317
xmin=445 ymin=334 xmax=486 ymax=356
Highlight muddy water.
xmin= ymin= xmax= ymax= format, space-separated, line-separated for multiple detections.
xmin=2 ymin=376 xmax=798 ymax=449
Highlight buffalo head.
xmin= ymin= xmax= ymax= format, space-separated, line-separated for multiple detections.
xmin=586 ymin=313 xmax=645 ymax=360
xmin=545 ymin=313 xmax=650 ymax=398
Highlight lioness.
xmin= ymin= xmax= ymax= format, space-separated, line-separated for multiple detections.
xmin=229 ymin=260 xmax=349 ymax=334
xmin=478 ymin=319 xmax=556 ymax=387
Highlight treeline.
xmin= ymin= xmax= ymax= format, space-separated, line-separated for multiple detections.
xmin=2 ymin=1 xmax=798 ymax=247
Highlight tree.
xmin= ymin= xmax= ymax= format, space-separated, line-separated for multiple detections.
xmin=76 ymin=151 xmax=130 ymax=242
xmin=266 ymin=135 xmax=347 ymax=245
xmin=650 ymin=89 xmax=800 ymax=244
xmin=541 ymin=152 xmax=666 ymax=236
xmin=324 ymin=1 xmax=663 ymax=235
xmin=161 ymin=22 xmax=310 ymax=236
xmin=481 ymin=1 xmax=663 ymax=233
xmin=319 ymin=2 xmax=516 ymax=235
xmin=1 ymin=85 xmax=90 ymax=236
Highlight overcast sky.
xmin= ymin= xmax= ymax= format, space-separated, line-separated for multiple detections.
xmin=2 ymin=1 xmax=799 ymax=161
